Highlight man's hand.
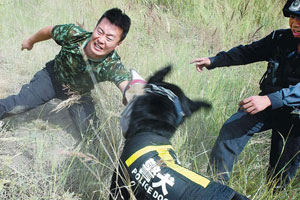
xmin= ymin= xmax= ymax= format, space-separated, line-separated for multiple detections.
xmin=120 ymin=69 xmax=146 ymax=105
xmin=21 ymin=38 xmax=34 ymax=51
xmin=190 ymin=57 xmax=211 ymax=72
xmin=239 ymin=95 xmax=271 ymax=114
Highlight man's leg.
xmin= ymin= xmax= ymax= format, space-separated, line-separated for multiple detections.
xmin=209 ymin=110 xmax=272 ymax=181
xmin=0 ymin=68 xmax=55 ymax=119
xmin=268 ymin=117 xmax=300 ymax=187
xmin=67 ymin=95 xmax=99 ymax=138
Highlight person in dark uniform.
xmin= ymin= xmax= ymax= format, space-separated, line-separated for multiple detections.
xmin=190 ymin=0 xmax=300 ymax=189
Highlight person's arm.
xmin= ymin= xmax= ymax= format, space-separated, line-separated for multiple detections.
xmin=239 ymin=82 xmax=300 ymax=114
xmin=21 ymin=26 xmax=53 ymax=51
xmin=267 ymin=82 xmax=300 ymax=109
xmin=191 ymin=31 xmax=275 ymax=72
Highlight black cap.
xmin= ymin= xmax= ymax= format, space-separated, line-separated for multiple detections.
xmin=283 ymin=0 xmax=300 ymax=17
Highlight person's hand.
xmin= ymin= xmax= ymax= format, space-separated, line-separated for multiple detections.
xmin=190 ymin=57 xmax=211 ymax=72
xmin=239 ymin=95 xmax=271 ymax=114
xmin=21 ymin=38 xmax=34 ymax=51
xmin=122 ymin=69 xmax=146 ymax=105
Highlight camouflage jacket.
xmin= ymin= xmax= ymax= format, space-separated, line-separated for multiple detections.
xmin=51 ymin=23 xmax=130 ymax=94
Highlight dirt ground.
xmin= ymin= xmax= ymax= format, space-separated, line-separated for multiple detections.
xmin=0 ymin=99 xmax=78 ymax=199
xmin=0 ymin=99 xmax=78 ymax=165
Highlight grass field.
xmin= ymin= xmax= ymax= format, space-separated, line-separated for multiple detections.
xmin=0 ymin=0 xmax=299 ymax=199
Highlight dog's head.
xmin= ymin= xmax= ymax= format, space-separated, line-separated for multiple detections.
xmin=121 ymin=65 xmax=211 ymax=139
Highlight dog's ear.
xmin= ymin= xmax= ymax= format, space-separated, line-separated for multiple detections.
xmin=186 ymin=98 xmax=211 ymax=115
xmin=148 ymin=65 xmax=172 ymax=83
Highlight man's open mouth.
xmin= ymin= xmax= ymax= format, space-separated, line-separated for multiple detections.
xmin=94 ymin=42 xmax=104 ymax=51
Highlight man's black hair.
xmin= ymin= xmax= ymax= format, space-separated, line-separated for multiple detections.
xmin=97 ymin=8 xmax=131 ymax=41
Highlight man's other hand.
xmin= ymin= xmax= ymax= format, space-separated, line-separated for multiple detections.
xmin=239 ymin=95 xmax=271 ymax=114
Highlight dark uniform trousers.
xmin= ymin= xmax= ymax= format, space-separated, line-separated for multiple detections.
xmin=0 ymin=60 xmax=98 ymax=137
xmin=210 ymin=108 xmax=300 ymax=186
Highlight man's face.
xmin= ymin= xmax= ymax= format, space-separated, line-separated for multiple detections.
xmin=289 ymin=15 xmax=300 ymax=38
xmin=88 ymin=17 xmax=123 ymax=59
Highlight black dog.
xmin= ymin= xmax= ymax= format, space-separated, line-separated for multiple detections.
xmin=110 ymin=66 xmax=249 ymax=200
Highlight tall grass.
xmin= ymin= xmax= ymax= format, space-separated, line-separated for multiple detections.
xmin=0 ymin=0 xmax=299 ymax=199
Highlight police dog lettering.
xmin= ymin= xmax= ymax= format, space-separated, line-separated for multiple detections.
xmin=109 ymin=66 xmax=249 ymax=200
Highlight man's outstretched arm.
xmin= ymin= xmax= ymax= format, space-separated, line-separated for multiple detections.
xmin=21 ymin=26 xmax=53 ymax=51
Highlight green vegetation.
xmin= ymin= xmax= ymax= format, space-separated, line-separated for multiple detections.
xmin=0 ymin=0 xmax=299 ymax=199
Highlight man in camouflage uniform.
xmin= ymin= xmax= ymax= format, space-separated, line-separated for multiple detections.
xmin=0 ymin=8 xmax=134 ymax=138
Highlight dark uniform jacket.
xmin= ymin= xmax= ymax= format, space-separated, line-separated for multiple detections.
xmin=208 ymin=29 xmax=300 ymax=111
xmin=111 ymin=132 xmax=248 ymax=200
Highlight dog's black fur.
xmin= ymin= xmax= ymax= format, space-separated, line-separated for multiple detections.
xmin=110 ymin=66 xmax=248 ymax=200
